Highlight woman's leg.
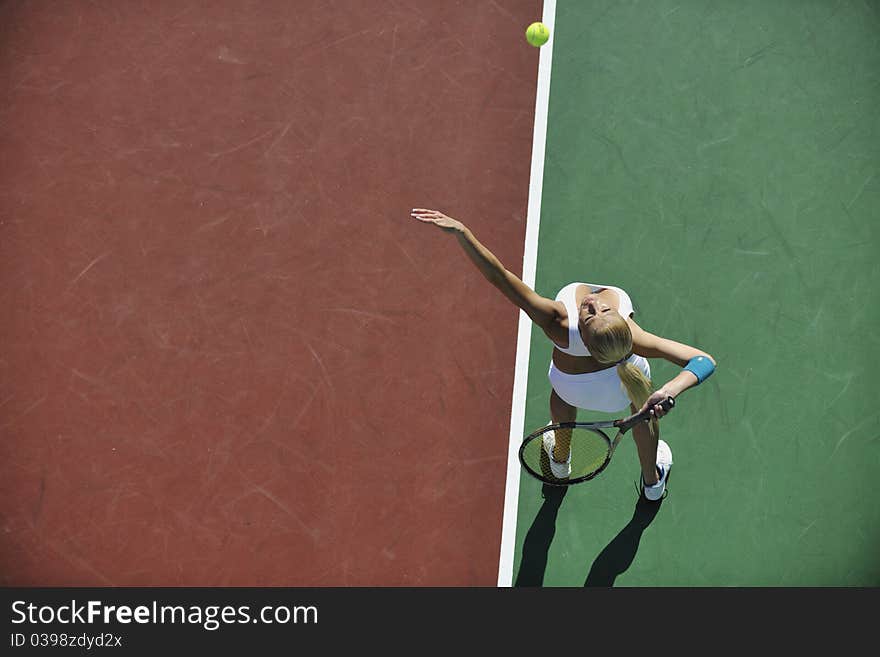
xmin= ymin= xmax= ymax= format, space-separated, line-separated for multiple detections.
xmin=630 ymin=404 xmax=659 ymax=485
xmin=549 ymin=389 xmax=577 ymax=462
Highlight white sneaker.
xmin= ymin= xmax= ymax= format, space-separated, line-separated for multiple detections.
xmin=642 ymin=439 xmax=673 ymax=501
xmin=542 ymin=431 xmax=571 ymax=479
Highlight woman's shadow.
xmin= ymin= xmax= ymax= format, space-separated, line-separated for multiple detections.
xmin=514 ymin=486 xmax=664 ymax=587
xmin=583 ymin=493 xmax=664 ymax=587
xmin=514 ymin=484 xmax=568 ymax=587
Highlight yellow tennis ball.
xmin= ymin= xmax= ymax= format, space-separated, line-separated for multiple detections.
xmin=525 ymin=22 xmax=550 ymax=47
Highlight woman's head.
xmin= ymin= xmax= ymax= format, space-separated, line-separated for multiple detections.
xmin=578 ymin=294 xmax=632 ymax=364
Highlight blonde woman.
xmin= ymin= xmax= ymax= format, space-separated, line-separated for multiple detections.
xmin=412 ymin=209 xmax=716 ymax=500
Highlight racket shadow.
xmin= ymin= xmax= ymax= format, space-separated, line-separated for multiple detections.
xmin=513 ymin=484 xmax=568 ymax=587
xmin=583 ymin=492 xmax=665 ymax=587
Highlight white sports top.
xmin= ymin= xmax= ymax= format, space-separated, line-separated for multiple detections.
xmin=552 ymin=282 xmax=635 ymax=357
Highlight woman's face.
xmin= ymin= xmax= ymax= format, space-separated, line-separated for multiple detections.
xmin=578 ymin=294 xmax=617 ymax=346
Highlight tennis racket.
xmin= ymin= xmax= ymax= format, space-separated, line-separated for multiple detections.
xmin=518 ymin=396 xmax=675 ymax=486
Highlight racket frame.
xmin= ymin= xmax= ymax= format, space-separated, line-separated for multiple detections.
xmin=517 ymin=396 xmax=675 ymax=486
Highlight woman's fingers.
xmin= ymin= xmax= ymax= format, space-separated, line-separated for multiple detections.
xmin=646 ymin=403 xmax=666 ymax=418
xmin=651 ymin=402 xmax=670 ymax=418
xmin=411 ymin=208 xmax=463 ymax=234
xmin=411 ymin=210 xmax=436 ymax=221
xmin=412 ymin=209 xmax=454 ymax=229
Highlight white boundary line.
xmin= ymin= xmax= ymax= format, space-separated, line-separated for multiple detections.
xmin=497 ymin=0 xmax=557 ymax=587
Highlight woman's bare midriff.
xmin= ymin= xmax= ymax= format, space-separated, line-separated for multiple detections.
xmin=551 ymin=348 xmax=612 ymax=374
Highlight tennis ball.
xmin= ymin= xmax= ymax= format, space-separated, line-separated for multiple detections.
xmin=525 ymin=22 xmax=550 ymax=47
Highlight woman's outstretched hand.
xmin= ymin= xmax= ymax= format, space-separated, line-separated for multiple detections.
xmin=411 ymin=208 xmax=465 ymax=234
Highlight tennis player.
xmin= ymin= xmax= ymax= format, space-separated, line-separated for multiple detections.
xmin=412 ymin=208 xmax=716 ymax=500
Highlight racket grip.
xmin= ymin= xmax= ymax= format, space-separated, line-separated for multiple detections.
xmin=616 ymin=396 xmax=675 ymax=433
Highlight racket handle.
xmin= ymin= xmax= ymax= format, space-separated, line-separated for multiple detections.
xmin=615 ymin=396 xmax=675 ymax=433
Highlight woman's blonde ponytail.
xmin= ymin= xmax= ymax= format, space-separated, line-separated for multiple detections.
xmin=588 ymin=313 xmax=658 ymax=436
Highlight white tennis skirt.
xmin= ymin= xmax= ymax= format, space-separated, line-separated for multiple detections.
xmin=547 ymin=354 xmax=651 ymax=413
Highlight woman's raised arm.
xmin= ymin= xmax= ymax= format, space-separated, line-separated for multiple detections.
xmin=411 ymin=208 xmax=562 ymax=330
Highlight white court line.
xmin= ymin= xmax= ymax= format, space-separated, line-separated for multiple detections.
xmin=497 ymin=0 xmax=557 ymax=588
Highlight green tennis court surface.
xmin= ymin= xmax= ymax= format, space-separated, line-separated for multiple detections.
xmin=513 ymin=0 xmax=879 ymax=586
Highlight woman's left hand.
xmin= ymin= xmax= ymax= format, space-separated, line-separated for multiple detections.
xmin=640 ymin=388 xmax=675 ymax=419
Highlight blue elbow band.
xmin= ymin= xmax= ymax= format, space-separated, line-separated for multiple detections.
xmin=684 ymin=356 xmax=714 ymax=383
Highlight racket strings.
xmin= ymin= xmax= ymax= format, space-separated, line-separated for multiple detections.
xmin=568 ymin=427 xmax=612 ymax=474
xmin=549 ymin=426 xmax=572 ymax=460
xmin=529 ymin=425 xmax=611 ymax=482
